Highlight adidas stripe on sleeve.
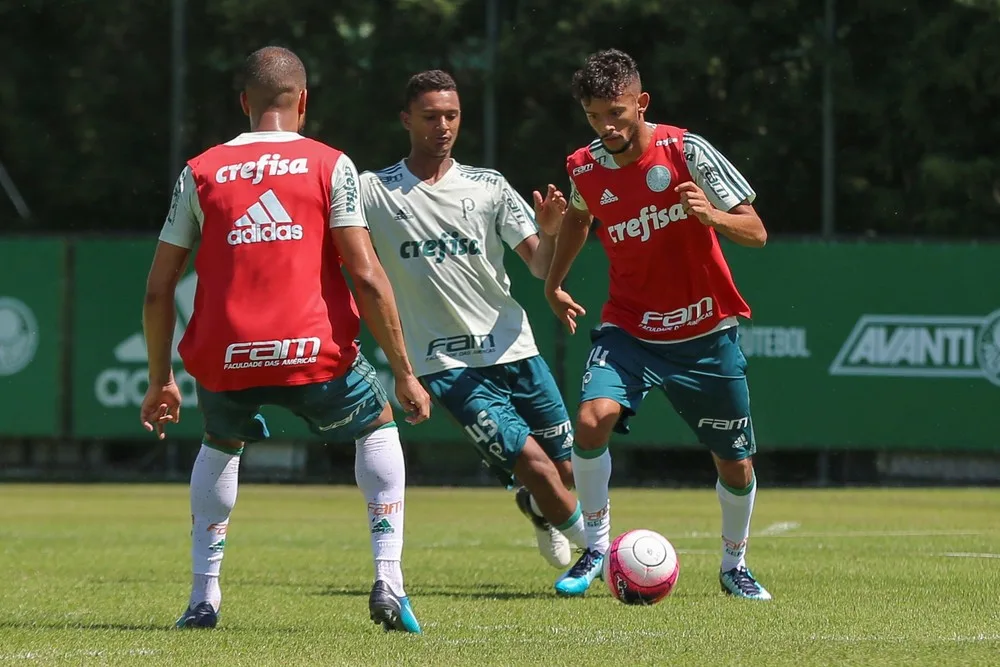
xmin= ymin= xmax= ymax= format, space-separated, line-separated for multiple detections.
xmin=569 ymin=178 xmax=590 ymax=213
xmin=159 ymin=166 xmax=203 ymax=249
xmin=496 ymin=176 xmax=539 ymax=249
xmin=682 ymin=132 xmax=756 ymax=211
xmin=329 ymin=154 xmax=367 ymax=229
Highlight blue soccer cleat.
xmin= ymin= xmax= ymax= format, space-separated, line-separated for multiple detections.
xmin=720 ymin=566 xmax=772 ymax=600
xmin=368 ymin=580 xmax=422 ymax=634
xmin=175 ymin=601 xmax=219 ymax=629
xmin=554 ymin=548 xmax=604 ymax=597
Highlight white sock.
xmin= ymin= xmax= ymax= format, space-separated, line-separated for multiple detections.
xmin=529 ymin=494 xmax=544 ymax=518
xmin=555 ymin=502 xmax=587 ymax=549
xmin=717 ymin=475 xmax=757 ymax=571
xmin=571 ymin=446 xmax=612 ymax=554
xmin=356 ymin=423 xmax=406 ymax=597
xmin=528 ymin=493 xmax=586 ymax=549
xmin=189 ymin=443 xmax=241 ymax=611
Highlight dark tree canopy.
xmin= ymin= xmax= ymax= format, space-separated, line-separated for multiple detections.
xmin=1 ymin=0 xmax=998 ymax=238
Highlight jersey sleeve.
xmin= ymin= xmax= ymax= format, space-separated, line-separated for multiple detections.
xmin=568 ymin=177 xmax=590 ymax=212
xmin=158 ymin=166 xmax=202 ymax=249
xmin=496 ymin=177 xmax=539 ymax=249
xmin=329 ymin=154 xmax=367 ymax=229
xmin=683 ymin=132 xmax=757 ymax=211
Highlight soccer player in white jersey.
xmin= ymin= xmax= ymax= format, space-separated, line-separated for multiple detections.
xmin=360 ymin=70 xmax=588 ymax=573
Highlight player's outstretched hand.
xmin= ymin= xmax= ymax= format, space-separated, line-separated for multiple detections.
xmin=675 ymin=181 xmax=716 ymax=226
xmin=546 ymin=287 xmax=586 ymax=335
xmin=395 ymin=373 xmax=432 ymax=425
xmin=533 ymin=184 xmax=568 ymax=236
xmin=140 ymin=381 xmax=182 ymax=440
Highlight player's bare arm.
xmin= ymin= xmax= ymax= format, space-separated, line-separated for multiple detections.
xmin=675 ymin=181 xmax=767 ymax=248
xmin=544 ymin=204 xmax=591 ymax=334
xmin=141 ymin=240 xmax=190 ymax=438
xmin=332 ymin=226 xmax=431 ymax=424
xmin=514 ymin=184 xmax=568 ymax=279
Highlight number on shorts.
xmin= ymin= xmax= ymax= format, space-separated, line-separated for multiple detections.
xmin=587 ymin=345 xmax=609 ymax=368
xmin=464 ymin=410 xmax=499 ymax=447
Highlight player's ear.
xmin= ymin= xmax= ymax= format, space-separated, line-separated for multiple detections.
xmin=298 ymin=89 xmax=308 ymax=116
xmin=637 ymin=91 xmax=650 ymax=115
xmin=239 ymin=91 xmax=250 ymax=118
xmin=400 ymin=110 xmax=411 ymax=132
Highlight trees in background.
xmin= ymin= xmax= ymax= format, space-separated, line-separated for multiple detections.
xmin=1 ymin=0 xmax=997 ymax=236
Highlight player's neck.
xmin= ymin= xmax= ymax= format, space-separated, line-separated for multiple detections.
xmin=250 ymin=111 xmax=301 ymax=133
xmin=405 ymin=152 xmax=453 ymax=185
xmin=611 ymin=121 xmax=654 ymax=168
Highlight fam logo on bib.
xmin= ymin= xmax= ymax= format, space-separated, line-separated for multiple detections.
xmin=0 ymin=297 xmax=39 ymax=376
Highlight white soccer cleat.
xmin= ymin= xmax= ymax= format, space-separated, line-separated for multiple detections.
xmin=515 ymin=487 xmax=572 ymax=569
xmin=538 ymin=524 xmax=572 ymax=569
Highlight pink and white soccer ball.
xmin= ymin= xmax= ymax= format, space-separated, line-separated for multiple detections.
xmin=603 ymin=529 xmax=680 ymax=605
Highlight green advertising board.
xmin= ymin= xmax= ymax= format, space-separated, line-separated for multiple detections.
xmin=69 ymin=238 xmax=557 ymax=455
xmin=71 ymin=239 xmax=315 ymax=440
xmin=68 ymin=237 xmax=1000 ymax=453
xmin=0 ymin=238 xmax=65 ymax=437
xmin=562 ymin=240 xmax=1000 ymax=452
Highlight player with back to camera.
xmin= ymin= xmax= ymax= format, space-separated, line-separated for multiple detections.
xmin=140 ymin=46 xmax=431 ymax=633
xmin=545 ymin=49 xmax=773 ymax=600
xmin=360 ymin=70 xmax=590 ymax=575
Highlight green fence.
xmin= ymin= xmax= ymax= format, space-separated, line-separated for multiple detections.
xmin=3 ymin=236 xmax=999 ymax=452
xmin=565 ymin=241 xmax=1000 ymax=452
xmin=67 ymin=238 xmax=546 ymax=448
xmin=0 ymin=239 xmax=65 ymax=437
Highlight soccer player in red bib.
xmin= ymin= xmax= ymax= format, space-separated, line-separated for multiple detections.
xmin=140 ymin=47 xmax=431 ymax=632
xmin=545 ymin=49 xmax=772 ymax=600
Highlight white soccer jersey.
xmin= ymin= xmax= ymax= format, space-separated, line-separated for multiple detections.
xmin=361 ymin=159 xmax=541 ymax=377
xmin=569 ymin=124 xmax=756 ymax=213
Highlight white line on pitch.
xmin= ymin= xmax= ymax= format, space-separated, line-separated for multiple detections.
xmin=937 ymin=552 xmax=1000 ymax=559
xmin=809 ymin=633 xmax=1000 ymax=643
xmin=682 ymin=529 xmax=985 ymax=539
xmin=758 ymin=521 xmax=800 ymax=536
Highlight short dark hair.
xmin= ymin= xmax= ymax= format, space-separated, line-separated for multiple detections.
xmin=242 ymin=46 xmax=307 ymax=108
xmin=571 ymin=49 xmax=641 ymax=103
xmin=403 ymin=69 xmax=458 ymax=110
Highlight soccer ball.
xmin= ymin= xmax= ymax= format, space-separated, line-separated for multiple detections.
xmin=603 ymin=529 xmax=680 ymax=605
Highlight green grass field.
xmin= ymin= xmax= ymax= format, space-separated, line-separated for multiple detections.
xmin=1 ymin=484 xmax=998 ymax=666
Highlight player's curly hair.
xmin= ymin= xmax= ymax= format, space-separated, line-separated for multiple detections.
xmin=571 ymin=49 xmax=641 ymax=103
xmin=403 ymin=69 xmax=458 ymax=110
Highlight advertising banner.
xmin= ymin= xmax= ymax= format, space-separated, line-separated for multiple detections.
xmin=563 ymin=240 xmax=1000 ymax=452
xmin=0 ymin=238 xmax=65 ymax=437
xmin=70 ymin=240 xmax=556 ymax=456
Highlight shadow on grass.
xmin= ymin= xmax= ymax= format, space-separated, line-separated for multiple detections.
xmin=0 ymin=618 xmax=309 ymax=633
xmin=0 ymin=619 xmax=172 ymax=632
xmin=310 ymin=582 xmax=723 ymax=602
xmin=312 ymin=583 xmax=561 ymax=601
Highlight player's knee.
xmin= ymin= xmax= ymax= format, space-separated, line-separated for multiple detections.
xmin=714 ymin=455 xmax=754 ymax=489
xmin=370 ymin=401 xmax=394 ymax=429
xmin=575 ymin=399 xmax=620 ymax=449
xmin=204 ymin=434 xmax=245 ymax=454
xmin=514 ymin=438 xmax=561 ymax=487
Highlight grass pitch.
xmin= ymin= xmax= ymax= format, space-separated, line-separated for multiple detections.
xmin=1 ymin=484 xmax=998 ymax=665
